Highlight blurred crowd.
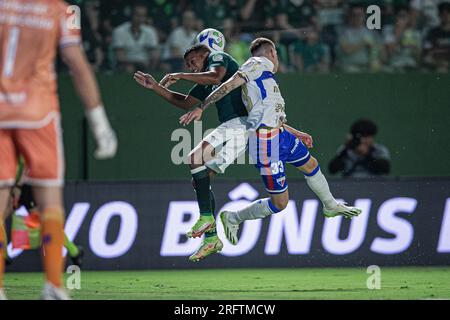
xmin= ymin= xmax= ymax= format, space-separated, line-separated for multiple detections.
xmin=70 ymin=0 xmax=450 ymax=73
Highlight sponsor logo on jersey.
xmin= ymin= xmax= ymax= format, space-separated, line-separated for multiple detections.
xmin=276 ymin=176 xmax=286 ymax=187
xmin=290 ymin=138 xmax=300 ymax=154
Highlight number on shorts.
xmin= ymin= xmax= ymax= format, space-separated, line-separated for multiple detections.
xmin=270 ymin=161 xmax=284 ymax=174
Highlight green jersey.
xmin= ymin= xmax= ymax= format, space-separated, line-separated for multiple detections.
xmin=188 ymin=52 xmax=247 ymax=123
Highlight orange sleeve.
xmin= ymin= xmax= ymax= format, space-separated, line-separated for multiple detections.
xmin=57 ymin=1 xmax=82 ymax=48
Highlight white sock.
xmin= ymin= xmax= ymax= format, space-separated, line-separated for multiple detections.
xmin=304 ymin=167 xmax=338 ymax=210
xmin=228 ymin=198 xmax=278 ymax=225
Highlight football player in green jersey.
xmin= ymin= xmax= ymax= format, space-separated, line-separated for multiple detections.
xmin=134 ymin=44 xmax=250 ymax=261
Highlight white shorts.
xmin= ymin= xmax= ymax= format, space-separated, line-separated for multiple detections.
xmin=202 ymin=117 xmax=248 ymax=174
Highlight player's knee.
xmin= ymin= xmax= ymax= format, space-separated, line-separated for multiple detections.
xmin=271 ymin=197 xmax=289 ymax=211
xmin=303 ymin=156 xmax=319 ymax=174
xmin=187 ymin=151 xmax=204 ymax=169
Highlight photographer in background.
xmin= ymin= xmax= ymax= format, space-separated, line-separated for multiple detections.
xmin=328 ymin=119 xmax=391 ymax=178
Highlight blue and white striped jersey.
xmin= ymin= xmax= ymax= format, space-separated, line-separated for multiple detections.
xmin=237 ymin=56 xmax=286 ymax=130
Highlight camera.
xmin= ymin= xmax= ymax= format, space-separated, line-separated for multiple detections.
xmin=348 ymin=133 xmax=362 ymax=150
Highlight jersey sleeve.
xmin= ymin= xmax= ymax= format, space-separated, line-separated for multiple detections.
xmin=58 ymin=2 xmax=82 ymax=48
xmin=373 ymin=144 xmax=391 ymax=160
xmin=207 ymin=52 xmax=229 ymax=70
xmin=237 ymin=57 xmax=274 ymax=82
xmin=111 ymin=27 xmax=125 ymax=48
xmin=188 ymin=84 xmax=210 ymax=102
xmin=145 ymin=28 xmax=159 ymax=49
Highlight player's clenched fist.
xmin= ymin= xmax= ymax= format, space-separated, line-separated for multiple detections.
xmin=134 ymin=71 xmax=158 ymax=89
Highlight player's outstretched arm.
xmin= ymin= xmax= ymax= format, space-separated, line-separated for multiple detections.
xmin=61 ymin=45 xmax=118 ymax=159
xmin=283 ymin=124 xmax=314 ymax=148
xmin=134 ymin=71 xmax=199 ymax=110
xmin=179 ymin=72 xmax=246 ymax=126
xmin=160 ymin=66 xmax=227 ymax=88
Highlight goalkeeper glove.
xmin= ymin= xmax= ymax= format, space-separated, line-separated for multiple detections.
xmin=86 ymin=105 xmax=118 ymax=159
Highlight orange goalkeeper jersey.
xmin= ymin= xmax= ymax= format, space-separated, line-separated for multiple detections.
xmin=0 ymin=0 xmax=81 ymax=127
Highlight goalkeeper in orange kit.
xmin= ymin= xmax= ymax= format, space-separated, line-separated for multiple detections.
xmin=2 ymin=158 xmax=84 ymax=268
xmin=0 ymin=0 xmax=117 ymax=300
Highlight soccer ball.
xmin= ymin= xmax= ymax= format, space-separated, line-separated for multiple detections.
xmin=196 ymin=28 xmax=226 ymax=52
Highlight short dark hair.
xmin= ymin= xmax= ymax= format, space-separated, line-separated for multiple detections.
xmin=250 ymin=37 xmax=275 ymax=55
xmin=132 ymin=1 xmax=148 ymax=10
xmin=395 ymin=5 xmax=410 ymax=15
xmin=350 ymin=119 xmax=378 ymax=137
xmin=349 ymin=2 xmax=365 ymax=10
xmin=438 ymin=2 xmax=450 ymax=14
xmin=183 ymin=44 xmax=211 ymax=60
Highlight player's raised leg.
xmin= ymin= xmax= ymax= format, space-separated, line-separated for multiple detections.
xmin=186 ymin=141 xmax=217 ymax=238
xmin=297 ymin=156 xmax=362 ymax=219
xmin=221 ymin=191 xmax=288 ymax=245
xmin=220 ymin=132 xmax=291 ymax=245
xmin=188 ymin=124 xmax=248 ymax=260
xmin=187 ymin=140 xmax=225 ymax=261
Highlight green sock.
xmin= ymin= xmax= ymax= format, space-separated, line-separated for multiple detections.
xmin=205 ymin=189 xmax=218 ymax=237
xmin=64 ymin=233 xmax=79 ymax=257
xmin=191 ymin=166 xmax=213 ymax=216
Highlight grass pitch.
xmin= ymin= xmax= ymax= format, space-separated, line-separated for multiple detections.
xmin=3 ymin=267 xmax=450 ymax=300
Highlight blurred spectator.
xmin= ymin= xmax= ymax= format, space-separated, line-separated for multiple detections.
xmin=98 ymin=0 xmax=131 ymax=70
xmin=161 ymin=10 xmax=198 ymax=71
xmin=66 ymin=0 xmax=450 ymax=74
xmin=292 ymin=29 xmax=330 ymax=72
xmin=315 ymin=0 xmax=345 ymax=27
xmin=423 ymin=2 xmax=450 ymax=73
xmin=382 ymin=0 xmax=411 ymax=26
xmin=283 ymin=0 xmax=318 ymax=29
xmin=99 ymin=0 xmax=131 ymax=41
xmin=81 ymin=0 xmax=104 ymax=71
xmin=350 ymin=0 xmax=410 ymax=26
xmin=239 ymin=0 xmax=279 ymax=33
xmin=328 ymin=119 xmax=391 ymax=178
xmin=194 ymin=0 xmax=234 ymax=28
xmin=272 ymin=31 xmax=291 ymax=72
xmin=223 ymin=18 xmax=251 ymax=65
xmin=274 ymin=12 xmax=295 ymax=30
xmin=315 ymin=0 xmax=345 ymax=66
xmin=275 ymin=15 xmax=300 ymax=46
xmin=383 ymin=6 xmax=422 ymax=71
xmin=336 ymin=4 xmax=382 ymax=72
xmin=112 ymin=2 xmax=159 ymax=73
xmin=410 ymin=0 xmax=444 ymax=32
xmin=99 ymin=0 xmax=130 ymax=27
xmin=149 ymin=0 xmax=181 ymax=41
